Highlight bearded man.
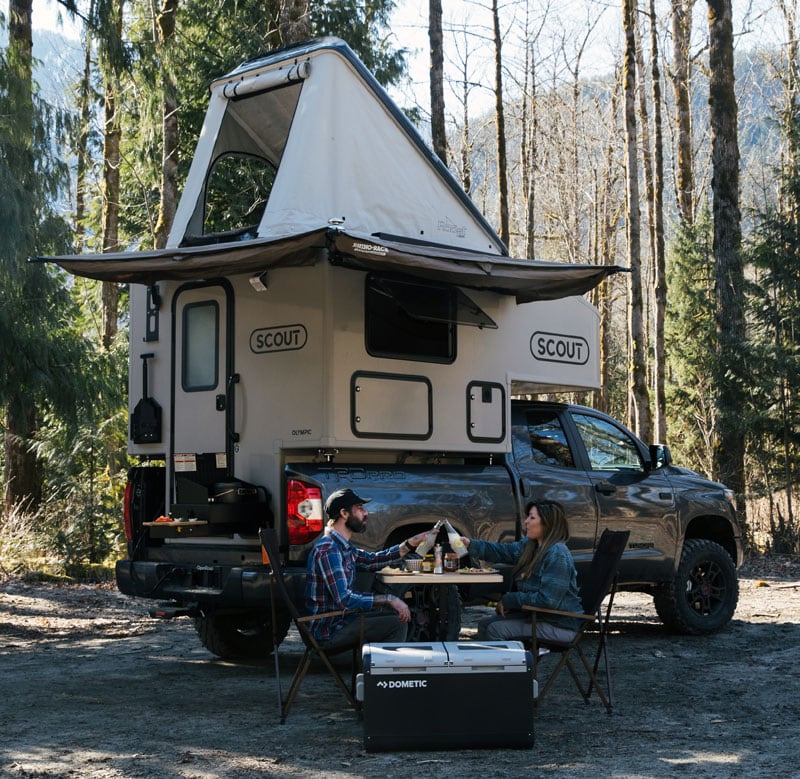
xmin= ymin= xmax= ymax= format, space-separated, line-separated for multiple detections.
xmin=304 ymin=488 xmax=430 ymax=650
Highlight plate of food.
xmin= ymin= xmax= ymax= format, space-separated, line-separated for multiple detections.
xmin=457 ymin=567 xmax=499 ymax=574
xmin=378 ymin=566 xmax=416 ymax=575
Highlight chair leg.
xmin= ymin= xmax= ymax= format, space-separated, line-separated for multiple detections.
xmin=316 ymin=650 xmax=359 ymax=711
xmin=564 ymin=654 xmax=592 ymax=703
xmin=282 ymin=649 xmax=313 ymax=724
xmin=575 ymin=645 xmax=612 ymax=714
xmin=273 ymin=642 xmax=283 ymax=721
xmin=534 ymin=651 xmax=572 ymax=707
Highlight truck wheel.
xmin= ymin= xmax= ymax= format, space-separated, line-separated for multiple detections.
xmin=193 ymin=609 xmax=291 ymax=661
xmin=653 ymin=538 xmax=739 ymax=635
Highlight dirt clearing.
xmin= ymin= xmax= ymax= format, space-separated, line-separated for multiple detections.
xmin=2 ymin=557 xmax=799 ymax=778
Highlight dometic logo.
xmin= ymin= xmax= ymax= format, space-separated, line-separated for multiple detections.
xmin=250 ymin=324 xmax=308 ymax=354
xmin=352 ymin=241 xmax=388 ymax=257
xmin=375 ymin=679 xmax=428 ymax=689
xmin=530 ymin=332 xmax=590 ymax=365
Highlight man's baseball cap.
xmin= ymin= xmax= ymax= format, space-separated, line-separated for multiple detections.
xmin=324 ymin=488 xmax=372 ymax=518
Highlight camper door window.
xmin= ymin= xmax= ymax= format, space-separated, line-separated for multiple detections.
xmin=182 ymin=301 xmax=220 ymax=391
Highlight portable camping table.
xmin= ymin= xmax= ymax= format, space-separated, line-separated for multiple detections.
xmin=378 ymin=570 xmax=502 ymax=641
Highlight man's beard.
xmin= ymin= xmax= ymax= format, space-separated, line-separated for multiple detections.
xmin=345 ymin=514 xmax=367 ymax=533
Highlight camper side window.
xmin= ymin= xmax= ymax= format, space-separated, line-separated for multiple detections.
xmin=182 ymin=301 xmax=219 ymax=391
xmin=364 ymin=276 xmax=456 ymax=363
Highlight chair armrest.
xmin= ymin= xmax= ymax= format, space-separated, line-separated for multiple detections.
xmin=521 ymin=604 xmax=594 ymax=622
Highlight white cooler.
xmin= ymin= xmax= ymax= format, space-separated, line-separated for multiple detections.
xmin=357 ymin=641 xmax=534 ymax=751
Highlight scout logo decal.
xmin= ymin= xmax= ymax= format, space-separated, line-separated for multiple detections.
xmin=530 ymin=331 xmax=589 ymax=365
xmin=250 ymin=324 xmax=307 ymax=354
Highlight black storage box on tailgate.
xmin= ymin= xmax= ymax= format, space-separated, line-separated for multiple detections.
xmin=357 ymin=641 xmax=534 ymax=751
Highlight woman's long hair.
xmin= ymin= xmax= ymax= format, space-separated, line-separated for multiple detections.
xmin=513 ymin=501 xmax=570 ymax=580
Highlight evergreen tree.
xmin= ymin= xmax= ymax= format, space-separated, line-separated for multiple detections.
xmin=1 ymin=20 xmax=71 ymax=509
xmin=745 ymin=120 xmax=800 ymax=551
xmin=1 ymin=25 xmax=124 ymax=519
xmin=664 ymin=211 xmax=717 ymax=477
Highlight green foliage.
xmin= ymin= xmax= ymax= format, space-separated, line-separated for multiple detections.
xmin=743 ymin=130 xmax=800 ymax=549
xmin=1 ymin=41 xmax=130 ymax=569
xmin=664 ymin=210 xmax=718 ymax=476
xmin=311 ymin=0 xmax=407 ymax=87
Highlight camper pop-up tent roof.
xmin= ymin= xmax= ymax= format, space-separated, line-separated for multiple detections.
xmin=41 ymin=37 xmax=624 ymax=300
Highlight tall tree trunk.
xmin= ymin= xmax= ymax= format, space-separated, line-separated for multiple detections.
xmin=650 ymin=0 xmax=668 ymax=444
xmin=74 ymin=0 xmax=95 ymax=253
xmin=491 ymin=0 xmax=509 ymax=246
xmin=279 ymin=0 xmax=311 ymax=44
xmin=100 ymin=0 xmax=124 ymax=349
xmin=633 ymin=14 xmax=655 ymax=422
xmin=596 ymin=77 xmax=623 ymax=415
xmin=523 ymin=42 xmax=537 ymax=258
xmin=671 ymin=0 xmax=695 ymax=227
xmin=707 ymin=0 xmax=746 ymax=508
xmin=428 ymin=0 xmax=447 ymax=165
xmin=623 ymin=0 xmax=652 ymax=441
xmin=3 ymin=407 xmax=42 ymax=512
xmin=460 ymin=69 xmax=471 ymax=195
xmin=778 ymin=0 xmax=800 ymax=180
xmin=153 ymin=0 xmax=180 ymax=250
xmin=4 ymin=0 xmax=41 ymax=512
xmin=777 ymin=0 xmax=799 ymax=528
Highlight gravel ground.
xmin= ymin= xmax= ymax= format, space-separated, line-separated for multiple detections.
xmin=1 ymin=554 xmax=799 ymax=778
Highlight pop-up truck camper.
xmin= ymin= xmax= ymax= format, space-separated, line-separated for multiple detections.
xmin=45 ymin=38 xmax=741 ymax=658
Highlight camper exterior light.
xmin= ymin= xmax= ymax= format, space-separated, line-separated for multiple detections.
xmin=249 ymin=271 xmax=268 ymax=292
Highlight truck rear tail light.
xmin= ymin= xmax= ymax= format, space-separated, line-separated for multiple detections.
xmin=286 ymin=479 xmax=324 ymax=544
xmin=123 ymin=480 xmax=133 ymax=541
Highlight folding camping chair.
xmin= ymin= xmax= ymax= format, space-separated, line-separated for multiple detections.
xmin=259 ymin=528 xmax=364 ymax=723
xmin=523 ymin=528 xmax=630 ymax=714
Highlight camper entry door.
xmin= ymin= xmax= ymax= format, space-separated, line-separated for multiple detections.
xmin=171 ymin=281 xmax=235 ymax=494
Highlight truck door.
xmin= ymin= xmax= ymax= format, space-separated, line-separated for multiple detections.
xmin=510 ymin=406 xmax=597 ymax=566
xmin=566 ymin=409 xmax=677 ymax=582
xmin=171 ymin=281 xmax=235 ymax=498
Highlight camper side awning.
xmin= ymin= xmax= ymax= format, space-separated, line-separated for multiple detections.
xmin=36 ymin=227 xmax=626 ymax=302
xmin=328 ymin=231 xmax=626 ymax=303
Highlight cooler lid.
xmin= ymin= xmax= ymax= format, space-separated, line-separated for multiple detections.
xmin=363 ymin=642 xmax=449 ymax=670
xmin=443 ymin=641 xmax=531 ymax=668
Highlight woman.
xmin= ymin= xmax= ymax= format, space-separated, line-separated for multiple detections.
xmin=464 ymin=501 xmax=582 ymax=642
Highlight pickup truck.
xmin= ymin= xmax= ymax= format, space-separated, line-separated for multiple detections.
xmin=119 ymin=399 xmax=743 ymax=660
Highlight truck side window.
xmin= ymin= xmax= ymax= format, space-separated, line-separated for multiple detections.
xmin=572 ymin=412 xmax=643 ymax=471
xmin=512 ymin=410 xmax=575 ymax=468
xmin=182 ymin=301 xmax=219 ymax=391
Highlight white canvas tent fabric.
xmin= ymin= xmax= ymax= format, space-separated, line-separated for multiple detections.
xmin=170 ymin=36 xmax=504 ymax=254
xmin=39 ymin=38 xmax=626 ymax=301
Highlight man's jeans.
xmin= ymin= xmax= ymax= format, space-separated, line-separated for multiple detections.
xmin=319 ymin=610 xmax=408 ymax=653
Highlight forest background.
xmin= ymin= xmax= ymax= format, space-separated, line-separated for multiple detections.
xmin=1 ymin=0 xmax=799 ymax=579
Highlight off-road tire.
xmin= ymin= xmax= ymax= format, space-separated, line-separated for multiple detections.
xmin=653 ymin=538 xmax=738 ymax=635
xmin=193 ymin=609 xmax=291 ymax=661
